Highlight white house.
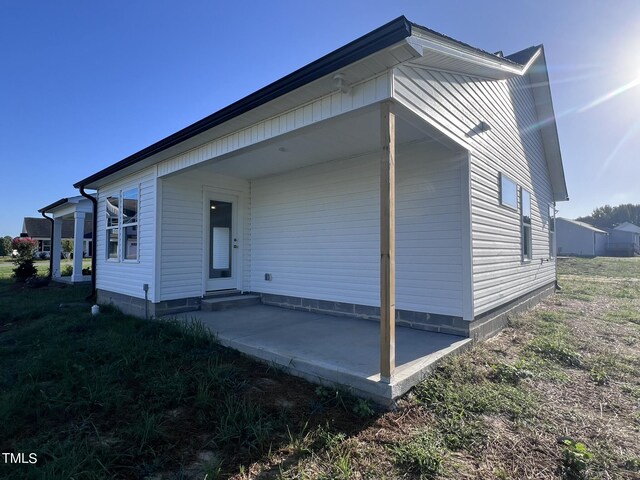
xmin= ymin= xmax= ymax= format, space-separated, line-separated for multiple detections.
xmin=556 ymin=218 xmax=608 ymax=257
xmin=73 ymin=17 xmax=568 ymax=384
xmin=21 ymin=217 xmax=74 ymax=258
xmin=38 ymin=195 xmax=94 ymax=282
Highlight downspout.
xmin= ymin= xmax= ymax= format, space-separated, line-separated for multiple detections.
xmin=41 ymin=211 xmax=54 ymax=279
xmin=79 ymin=186 xmax=97 ymax=301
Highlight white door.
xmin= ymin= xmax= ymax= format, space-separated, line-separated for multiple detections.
xmin=205 ymin=193 xmax=239 ymax=291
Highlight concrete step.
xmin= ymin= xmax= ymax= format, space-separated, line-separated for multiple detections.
xmin=201 ymin=294 xmax=261 ymax=311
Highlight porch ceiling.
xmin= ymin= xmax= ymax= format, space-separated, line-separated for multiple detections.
xmin=174 ymin=103 xmax=463 ymax=180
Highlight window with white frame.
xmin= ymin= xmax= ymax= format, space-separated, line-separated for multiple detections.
xmin=122 ymin=189 xmax=139 ymax=261
xmin=521 ymin=189 xmax=532 ymax=260
xmin=105 ymin=187 xmax=139 ymax=261
xmin=549 ymin=204 xmax=555 ymax=258
xmin=39 ymin=240 xmax=51 ymax=252
xmin=499 ymin=173 xmax=517 ymax=209
xmin=106 ymin=195 xmax=119 ymax=260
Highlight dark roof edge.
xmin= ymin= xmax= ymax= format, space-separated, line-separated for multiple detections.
xmin=38 ymin=198 xmax=69 ymax=213
xmin=504 ymin=45 xmax=541 ymax=66
xmin=74 ymin=16 xmax=412 ymax=188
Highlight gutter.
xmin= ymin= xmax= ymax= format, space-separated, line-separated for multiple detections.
xmin=40 ymin=211 xmax=54 ymax=279
xmin=73 ymin=15 xmax=413 ymax=189
xmin=79 ymin=186 xmax=98 ymax=301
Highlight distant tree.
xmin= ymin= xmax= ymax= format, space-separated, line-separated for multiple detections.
xmin=61 ymin=239 xmax=73 ymax=258
xmin=577 ymin=204 xmax=640 ymax=229
xmin=0 ymin=236 xmax=12 ymax=256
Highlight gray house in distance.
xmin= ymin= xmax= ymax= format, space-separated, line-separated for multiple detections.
xmin=607 ymin=222 xmax=640 ymax=256
xmin=556 ymin=218 xmax=608 ymax=257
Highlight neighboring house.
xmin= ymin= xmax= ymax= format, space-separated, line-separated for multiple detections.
xmin=37 ymin=195 xmax=95 ymax=282
xmin=21 ymin=217 xmax=91 ymax=257
xmin=73 ymin=17 xmax=568 ymax=391
xmin=556 ymin=218 xmax=608 ymax=257
xmin=607 ymin=222 xmax=640 ymax=256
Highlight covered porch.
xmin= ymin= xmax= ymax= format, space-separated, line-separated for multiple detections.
xmin=173 ymin=304 xmax=471 ymax=404
xmin=39 ymin=195 xmax=94 ymax=283
xmin=157 ymin=99 xmax=472 ymax=392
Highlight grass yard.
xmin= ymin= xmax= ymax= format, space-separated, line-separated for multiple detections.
xmin=1 ymin=257 xmax=639 ymax=479
xmin=0 ymin=256 xmax=92 ymax=279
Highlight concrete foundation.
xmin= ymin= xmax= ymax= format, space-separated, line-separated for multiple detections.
xmin=99 ymin=280 xmax=556 ymax=341
xmin=261 ymin=281 xmax=556 ymax=340
xmin=97 ymin=289 xmax=201 ymax=318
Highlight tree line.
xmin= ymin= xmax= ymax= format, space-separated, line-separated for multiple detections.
xmin=576 ymin=203 xmax=640 ymax=230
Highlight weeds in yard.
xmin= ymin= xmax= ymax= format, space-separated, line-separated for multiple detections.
xmin=391 ymin=430 xmax=444 ymax=479
xmin=526 ymin=322 xmax=582 ymax=367
xmin=623 ymin=457 xmax=640 ymax=472
xmin=560 ymin=438 xmax=593 ymax=480
xmin=490 ymin=361 xmax=534 ymax=385
xmin=413 ymin=354 xmax=536 ymax=452
xmin=604 ymin=306 xmax=640 ymax=325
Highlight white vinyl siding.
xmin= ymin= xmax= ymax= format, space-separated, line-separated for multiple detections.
xmin=95 ymin=167 xmax=156 ymax=300
xmin=159 ymin=170 xmax=250 ymax=301
xmin=250 ymin=141 xmax=465 ymax=317
xmin=394 ymin=65 xmax=556 ymax=316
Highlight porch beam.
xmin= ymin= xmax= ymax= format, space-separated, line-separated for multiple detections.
xmin=380 ymin=100 xmax=396 ymax=382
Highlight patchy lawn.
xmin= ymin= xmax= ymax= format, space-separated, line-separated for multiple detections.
xmin=1 ymin=257 xmax=639 ymax=479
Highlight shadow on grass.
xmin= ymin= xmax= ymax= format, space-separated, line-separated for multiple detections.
xmin=0 ymin=279 xmax=378 ymax=479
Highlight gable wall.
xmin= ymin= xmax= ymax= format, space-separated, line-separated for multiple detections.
xmin=393 ymin=65 xmax=556 ymax=316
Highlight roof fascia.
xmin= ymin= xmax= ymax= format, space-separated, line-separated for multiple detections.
xmin=409 ymin=26 xmax=524 ymax=76
xmin=525 ymin=47 xmax=569 ymax=202
xmin=38 ymin=198 xmax=68 ymax=213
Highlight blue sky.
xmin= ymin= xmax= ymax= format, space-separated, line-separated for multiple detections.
xmin=1 ymin=0 xmax=639 ymax=235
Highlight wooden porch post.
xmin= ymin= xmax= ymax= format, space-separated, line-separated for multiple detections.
xmin=380 ymin=101 xmax=396 ymax=382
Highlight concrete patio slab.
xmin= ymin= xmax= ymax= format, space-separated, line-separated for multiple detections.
xmin=169 ymin=305 xmax=472 ymax=405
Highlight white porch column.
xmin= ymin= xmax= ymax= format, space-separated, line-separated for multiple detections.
xmin=51 ymin=218 xmax=62 ymax=279
xmin=71 ymin=212 xmax=86 ymax=282
xmin=380 ymin=101 xmax=396 ymax=382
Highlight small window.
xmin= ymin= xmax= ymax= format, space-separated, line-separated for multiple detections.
xmin=522 ymin=189 xmax=532 ymax=260
xmin=549 ymin=204 xmax=555 ymax=258
xmin=106 ymin=195 xmax=119 ymax=260
xmin=500 ymin=173 xmax=517 ymax=209
xmin=42 ymin=240 xmax=51 ymax=252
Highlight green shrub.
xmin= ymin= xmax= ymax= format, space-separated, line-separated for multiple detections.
xmin=11 ymin=237 xmax=38 ymax=281
xmin=61 ymin=265 xmax=73 ymax=277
